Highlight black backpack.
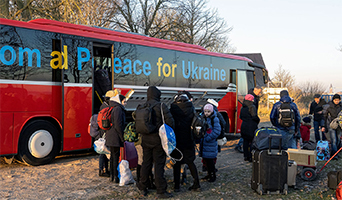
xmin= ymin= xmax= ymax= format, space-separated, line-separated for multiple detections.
xmin=135 ymin=102 xmax=159 ymax=135
xmin=191 ymin=112 xmax=207 ymax=139
xmin=278 ymin=102 xmax=295 ymax=127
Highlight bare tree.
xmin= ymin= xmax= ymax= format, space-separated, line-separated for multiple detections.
xmin=297 ymin=80 xmax=326 ymax=105
xmin=172 ymin=0 xmax=234 ymax=53
xmin=271 ymin=65 xmax=296 ymax=90
xmin=109 ymin=0 xmax=175 ymax=36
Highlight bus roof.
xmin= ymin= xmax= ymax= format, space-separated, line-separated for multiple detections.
xmin=1 ymin=18 xmax=252 ymax=63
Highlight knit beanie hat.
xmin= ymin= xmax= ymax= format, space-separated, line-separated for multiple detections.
xmin=303 ymin=116 xmax=311 ymax=123
xmin=203 ymin=103 xmax=214 ymax=113
xmin=333 ymin=94 xmax=341 ymax=100
xmin=244 ymin=94 xmax=254 ymax=101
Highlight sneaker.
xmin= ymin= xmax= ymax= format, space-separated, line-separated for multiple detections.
xmin=174 ymin=187 xmax=180 ymax=192
xmin=157 ymin=192 xmax=173 ymax=199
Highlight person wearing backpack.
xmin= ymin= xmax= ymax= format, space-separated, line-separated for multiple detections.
xmin=105 ymin=94 xmax=127 ymax=183
xmin=136 ymin=86 xmax=174 ymax=199
xmin=95 ymin=90 xmax=117 ymax=177
xmin=170 ymin=92 xmax=200 ymax=192
xmin=322 ymin=94 xmax=342 ymax=160
xmin=240 ymin=94 xmax=260 ymax=162
xmin=200 ymin=103 xmax=221 ymax=182
xmin=270 ymin=90 xmax=301 ymax=149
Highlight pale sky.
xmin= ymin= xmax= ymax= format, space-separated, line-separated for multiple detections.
xmin=208 ymin=0 xmax=342 ymax=93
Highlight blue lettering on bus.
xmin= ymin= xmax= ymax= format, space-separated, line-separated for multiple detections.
xmin=77 ymin=47 xmax=90 ymax=70
xmin=19 ymin=47 xmax=41 ymax=68
xmin=191 ymin=62 xmax=198 ymax=79
xmin=0 ymin=45 xmax=16 ymax=65
xmin=143 ymin=61 xmax=151 ymax=76
xmin=182 ymin=60 xmax=191 ymax=79
xmin=133 ymin=60 xmax=142 ymax=75
xmin=113 ymin=57 xmax=151 ymax=76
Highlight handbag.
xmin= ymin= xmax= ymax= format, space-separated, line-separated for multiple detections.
xmin=330 ymin=118 xmax=339 ymax=130
xmin=159 ymin=103 xmax=183 ymax=162
xmin=93 ymin=133 xmax=110 ymax=154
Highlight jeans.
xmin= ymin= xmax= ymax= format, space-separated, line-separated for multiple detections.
xmin=236 ymin=138 xmax=244 ymax=147
xmin=288 ymin=134 xmax=298 ymax=149
xmin=314 ymin=119 xmax=326 ymax=142
xmin=278 ymin=129 xmax=295 ymax=149
xmin=330 ymin=128 xmax=342 ymax=156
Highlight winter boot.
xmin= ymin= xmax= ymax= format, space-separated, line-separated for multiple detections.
xmin=208 ymin=172 xmax=216 ymax=182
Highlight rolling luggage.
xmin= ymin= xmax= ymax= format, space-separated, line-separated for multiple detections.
xmin=119 ymin=141 xmax=138 ymax=169
xmin=251 ymin=134 xmax=288 ymax=195
xmin=287 ymin=160 xmax=297 ymax=187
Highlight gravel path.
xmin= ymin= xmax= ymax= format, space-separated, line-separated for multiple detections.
xmin=0 ymin=122 xmax=341 ymax=200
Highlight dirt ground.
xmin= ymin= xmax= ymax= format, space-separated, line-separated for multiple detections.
xmin=1 ymin=122 xmax=341 ymax=200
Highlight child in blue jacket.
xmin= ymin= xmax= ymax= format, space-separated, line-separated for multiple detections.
xmin=200 ymin=103 xmax=221 ymax=182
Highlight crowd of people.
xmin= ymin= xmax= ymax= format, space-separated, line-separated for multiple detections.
xmin=92 ymin=85 xmax=342 ymax=199
xmin=236 ymin=88 xmax=342 ymax=163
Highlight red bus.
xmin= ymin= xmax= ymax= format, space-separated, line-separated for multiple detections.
xmin=0 ymin=18 xmax=268 ymax=165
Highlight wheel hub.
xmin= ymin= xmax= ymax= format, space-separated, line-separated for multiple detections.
xmin=28 ymin=130 xmax=53 ymax=158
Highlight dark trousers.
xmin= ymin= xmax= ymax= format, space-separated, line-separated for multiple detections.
xmin=243 ymin=138 xmax=253 ymax=159
xmin=173 ymin=160 xmax=199 ymax=188
xmin=203 ymin=158 xmax=215 ymax=174
xmin=314 ymin=119 xmax=326 ymax=141
xmin=138 ymin=143 xmax=167 ymax=194
xmin=99 ymin=154 xmax=109 ymax=171
xmin=109 ymin=147 xmax=120 ymax=182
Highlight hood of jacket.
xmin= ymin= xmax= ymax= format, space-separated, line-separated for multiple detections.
xmin=280 ymin=95 xmax=292 ymax=103
xmin=147 ymin=86 xmax=161 ymax=101
xmin=243 ymin=100 xmax=254 ymax=107
xmin=110 ymin=94 xmax=122 ymax=105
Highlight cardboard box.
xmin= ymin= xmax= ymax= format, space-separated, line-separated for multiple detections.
xmin=287 ymin=148 xmax=317 ymax=167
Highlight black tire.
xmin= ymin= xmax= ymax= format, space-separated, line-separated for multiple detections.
xmin=18 ymin=120 xmax=60 ymax=166
xmin=301 ymin=168 xmax=317 ymax=181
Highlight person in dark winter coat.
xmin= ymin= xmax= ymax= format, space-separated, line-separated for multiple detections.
xmin=96 ymin=90 xmax=117 ymax=177
xmin=200 ymin=103 xmax=221 ymax=182
xmin=106 ymin=94 xmax=127 ymax=183
xmin=309 ymin=94 xmax=327 ymax=142
xmin=270 ymin=90 xmax=301 ymax=149
xmin=170 ymin=93 xmax=200 ymax=192
xmin=240 ymin=94 xmax=260 ymax=162
xmin=322 ymin=94 xmax=342 ymax=159
xmin=235 ymin=86 xmax=262 ymax=153
xmin=137 ymin=86 xmax=175 ymax=199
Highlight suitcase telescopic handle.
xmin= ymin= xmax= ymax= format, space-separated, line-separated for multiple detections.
xmin=268 ymin=134 xmax=282 ymax=155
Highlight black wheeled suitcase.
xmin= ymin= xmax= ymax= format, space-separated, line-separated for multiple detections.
xmin=251 ymin=134 xmax=288 ymax=195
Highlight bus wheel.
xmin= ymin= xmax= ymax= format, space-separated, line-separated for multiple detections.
xmin=18 ymin=120 xmax=60 ymax=166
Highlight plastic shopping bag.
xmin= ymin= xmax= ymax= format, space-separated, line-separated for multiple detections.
xmin=117 ymin=160 xmax=135 ymax=186
xmin=94 ymin=137 xmax=110 ymax=155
